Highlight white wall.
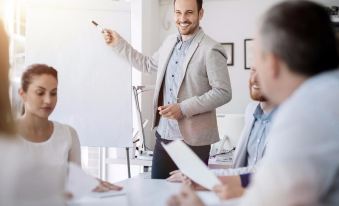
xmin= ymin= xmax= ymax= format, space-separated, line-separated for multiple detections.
xmin=106 ymin=1 xmax=161 ymax=182
xmin=139 ymin=0 xmax=160 ymax=150
xmin=130 ymin=0 xmax=160 ymax=150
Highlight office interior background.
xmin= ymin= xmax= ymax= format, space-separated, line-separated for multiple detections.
xmin=1 ymin=0 xmax=338 ymax=183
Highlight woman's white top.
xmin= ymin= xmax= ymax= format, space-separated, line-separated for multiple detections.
xmin=21 ymin=121 xmax=81 ymax=167
xmin=0 ymin=132 xmax=67 ymax=206
xmin=15 ymin=121 xmax=81 ymax=206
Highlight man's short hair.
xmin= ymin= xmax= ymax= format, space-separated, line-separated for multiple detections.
xmin=260 ymin=0 xmax=338 ymax=76
xmin=174 ymin=0 xmax=203 ymax=11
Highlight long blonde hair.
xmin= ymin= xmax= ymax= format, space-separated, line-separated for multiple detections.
xmin=0 ymin=21 xmax=16 ymax=135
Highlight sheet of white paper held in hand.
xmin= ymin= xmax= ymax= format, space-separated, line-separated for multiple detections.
xmin=66 ymin=163 xmax=99 ymax=199
xmin=162 ymin=140 xmax=222 ymax=190
xmin=66 ymin=163 xmax=126 ymax=200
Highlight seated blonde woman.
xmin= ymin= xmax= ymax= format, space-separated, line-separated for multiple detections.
xmin=17 ymin=64 xmax=122 ymax=193
xmin=0 ymin=20 xmax=20 ymax=206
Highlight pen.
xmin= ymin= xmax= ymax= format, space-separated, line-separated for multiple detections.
xmin=91 ymin=20 xmax=104 ymax=33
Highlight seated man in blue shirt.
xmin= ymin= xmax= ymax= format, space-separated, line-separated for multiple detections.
xmin=168 ymin=66 xmax=276 ymax=199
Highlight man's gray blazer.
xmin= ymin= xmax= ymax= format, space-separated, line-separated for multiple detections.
xmin=112 ymin=29 xmax=232 ymax=146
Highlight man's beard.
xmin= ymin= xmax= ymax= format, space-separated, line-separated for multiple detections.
xmin=251 ymin=92 xmax=267 ymax=102
xmin=249 ymin=83 xmax=267 ymax=102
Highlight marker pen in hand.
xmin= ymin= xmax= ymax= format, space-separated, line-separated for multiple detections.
xmin=91 ymin=20 xmax=104 ymax=33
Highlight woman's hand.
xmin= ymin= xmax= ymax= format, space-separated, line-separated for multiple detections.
xmin=93 ymin=179 xmax=123 ymax=192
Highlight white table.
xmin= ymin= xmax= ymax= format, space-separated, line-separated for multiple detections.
xmin=68 ymin=173 xmax=180 ymax=206
xmin=68 ymin=173 xmax=239 ymax=206
xmin=105 ymin=157 xmax=232 ymax=176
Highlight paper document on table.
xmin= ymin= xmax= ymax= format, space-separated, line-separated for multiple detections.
xmin=89 ymin=190 xmax=126 ymax=198
xmin=66 ymin=163 xmax=99 ymax=199
xmin=162 ymin=140 xmax=222 ymax=190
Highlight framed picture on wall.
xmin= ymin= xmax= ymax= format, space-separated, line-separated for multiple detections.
xmin=244 ymin=39 xmax=254 ymax=70
xmin=221 ymin=43 xmax=234 ymax=66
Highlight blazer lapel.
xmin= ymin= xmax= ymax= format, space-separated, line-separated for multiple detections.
xmin=176 ymin=30 xmax=205 ymax=97
xmin=233 ymin=116 xmax=255 ymax=167
xmin=232 ymin=103 xmax=258 ymax=168
xmin=155 ymin=37 xmax=177 ymax=93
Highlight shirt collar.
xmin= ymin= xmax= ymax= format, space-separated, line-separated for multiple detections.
xmin=176 ymin=27 xmax=201 ymax=44
xmin=253 ymin=104 xmax=277 ymax=122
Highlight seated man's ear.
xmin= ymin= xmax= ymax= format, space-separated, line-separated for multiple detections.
xmin=266 ymin=53 xmax=283 ymax=80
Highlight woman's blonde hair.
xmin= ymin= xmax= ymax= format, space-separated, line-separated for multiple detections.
xmin=0 ymin=21 xmax=16 ymax=135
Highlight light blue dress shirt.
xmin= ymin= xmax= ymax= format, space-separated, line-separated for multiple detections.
xmin=156 ymin=33 xmax=196 ymax=141
xmin=246 ymin=104 xmax=275 ymax=166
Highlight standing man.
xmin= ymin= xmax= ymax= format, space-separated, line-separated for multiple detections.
xmin=103 ymin=0 xmax=232 ymax=179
